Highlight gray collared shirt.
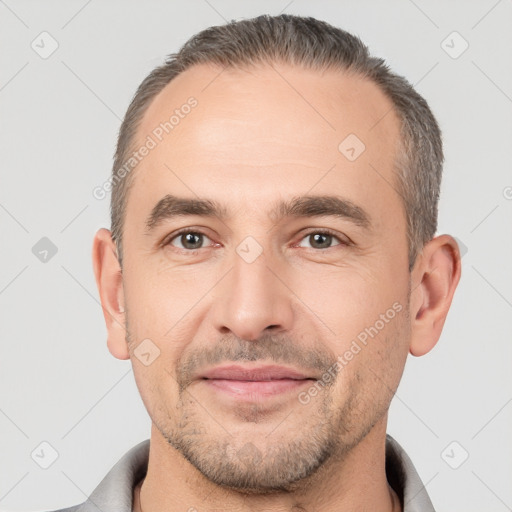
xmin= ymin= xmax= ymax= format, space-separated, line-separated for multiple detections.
xmin=46 ymin=434 xmax=435 ymax=511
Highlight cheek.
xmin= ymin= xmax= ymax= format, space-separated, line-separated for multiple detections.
xmin=293 ymin=264 xmax=399 ymax=341
xmin=124 ymin=265 xmax=208 ymax=335
xmin=329 ymin=306 xmax=410 ymax=423
xmin=130 ymin=362 xmax=161 ymax=421
xmin=123 ymin=267 xmax=212 ymax=408
xmin=130 ymin=344 xmax=183 ymax=427
xmin=298 ymin=265 xmax=410 ymax=385
xmin=356 ymin=301 xmax=410 ymax=388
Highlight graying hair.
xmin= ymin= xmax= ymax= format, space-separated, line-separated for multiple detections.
xmin=110 ymin=14 xmax=443 ymax=271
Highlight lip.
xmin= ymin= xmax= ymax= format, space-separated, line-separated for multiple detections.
xmin=200 ymin=364 xmax=314 ymax=381
xmin=198 ymin=364 xmax=316 ymax=400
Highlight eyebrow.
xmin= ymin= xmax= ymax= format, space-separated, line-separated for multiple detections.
xmin=144 ymin=193 xmax=371 ymax=234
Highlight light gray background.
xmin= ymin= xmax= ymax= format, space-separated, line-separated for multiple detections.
xmin=1 ymin=1 xmax=511 ymax=511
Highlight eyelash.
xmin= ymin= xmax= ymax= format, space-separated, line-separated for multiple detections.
xmin=162 ymin=228 xmax=350 ymax=252
xmin=295 ymin=228 xmax=350 ymax=249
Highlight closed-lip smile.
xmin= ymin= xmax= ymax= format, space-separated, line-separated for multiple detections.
xmin=200 ymin=364 xmax=316 ymax=381
xmin=198 ymin=364 xmax=317 ymax=400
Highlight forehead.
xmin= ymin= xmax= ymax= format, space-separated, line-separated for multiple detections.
xmin=137 ymin=61 xmax=400 ymax=153
xmin=127 ymin=61 xmax=402 ymax=226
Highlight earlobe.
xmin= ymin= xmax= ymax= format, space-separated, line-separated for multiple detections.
xmin=409 ymin=235 xmax=462 ymax=357
xmin=92 ymin=228 xmax=130 ymax=360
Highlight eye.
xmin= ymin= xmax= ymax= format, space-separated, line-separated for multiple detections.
xmin=166 ymin=230 xmax=214 ymax=250
xmin=297 ymin=230 xmax=347 ymax=250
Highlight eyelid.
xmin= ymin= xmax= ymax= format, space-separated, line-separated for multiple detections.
xmin=161 ymin=227 xmax=352 ymax=252
xmin=161 ymin=227 xmax=216 ymax=250
xmin=292 ymin=228 xmax=351 ymax=248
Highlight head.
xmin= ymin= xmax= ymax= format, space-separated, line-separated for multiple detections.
xmin=93 ymin=14 xmax=460 ymax=493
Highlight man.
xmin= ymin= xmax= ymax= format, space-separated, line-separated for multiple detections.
xmin=53 ymin=13 xmax=461 ymax=512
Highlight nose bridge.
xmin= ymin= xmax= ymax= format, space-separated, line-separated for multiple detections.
xmin=212 ymin=237 xmax=293 ymax=340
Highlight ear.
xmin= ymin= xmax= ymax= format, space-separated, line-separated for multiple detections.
xmin=409 ymin=234 xmax=462 ymax=357
xmin=92 ymin=228 xmax=129 ymax=360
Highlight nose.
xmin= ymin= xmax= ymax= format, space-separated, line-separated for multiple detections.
xmin=211 ymin=244 xmax=294 ymax=341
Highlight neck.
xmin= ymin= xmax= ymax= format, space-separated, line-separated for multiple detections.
xmin=134 ymin=416 xmax=401 ymax=512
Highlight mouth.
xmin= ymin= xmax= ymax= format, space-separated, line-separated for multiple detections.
xmin=198 ymin=364 xmax=317 ymax=400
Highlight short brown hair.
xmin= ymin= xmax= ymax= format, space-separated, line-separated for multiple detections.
xmin=110 ymin=14 xmax=443 ymax=271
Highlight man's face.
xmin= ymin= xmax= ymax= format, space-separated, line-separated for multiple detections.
xmin=120 ymin=63 xmax=411 ymax=491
